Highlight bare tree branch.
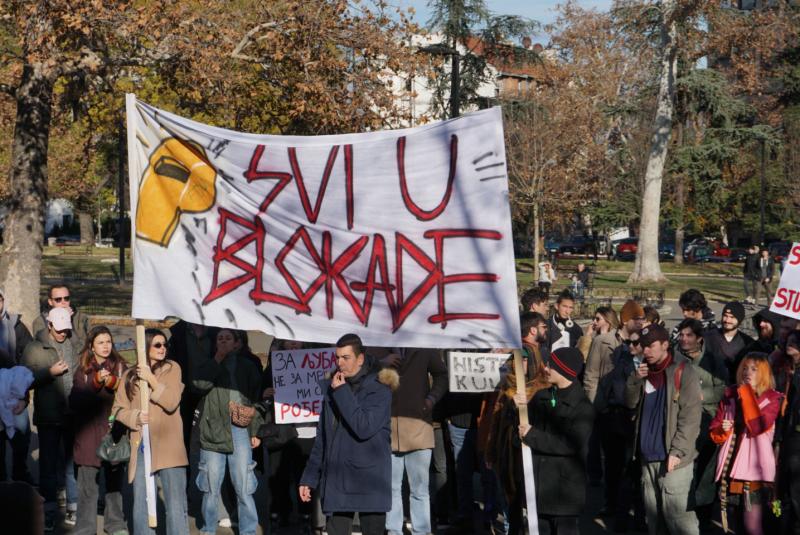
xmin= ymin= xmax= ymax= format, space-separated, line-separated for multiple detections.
xmin=231 ymin=21 xmax=285 ymax=61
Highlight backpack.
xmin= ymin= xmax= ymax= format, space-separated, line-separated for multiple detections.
xmin=672 ymin=361 xmax=687 ymax=402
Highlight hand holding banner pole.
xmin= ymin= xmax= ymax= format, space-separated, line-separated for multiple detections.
xmin=513 ymin=348 xmax=539 ymax=535
xmin=136 ymin=320 xmax=157 ymax=527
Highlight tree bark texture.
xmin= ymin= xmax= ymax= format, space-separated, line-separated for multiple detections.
xmin=629 ymin=1 xmax=676 ymax=284
xmin=78 ymin=211 xmax=95 ymax=245
xmin=674 ymin=123 xmax=685 ymax=265
xmin=533 ymin=203 xmax=540 ymax=281
xmin=0 ymin=65 xmax=54 ymax=330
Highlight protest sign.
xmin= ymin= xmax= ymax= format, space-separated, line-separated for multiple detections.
xmin=770 ymin=242 xmax=800 ymax=320
xmin=126 ymin=94 xmax=520 ymax=348
xmin=448 ymin=351 xmax=509 ymax=393
xmin=271 ymin=347 xmax=337 ymax=424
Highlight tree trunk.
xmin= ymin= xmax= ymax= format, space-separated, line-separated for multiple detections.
xmin=0 ymin=65 xmax=54 ymax=330
xmin=533 ymin=203 xmax=540 ymax=281
xmin=78 ymin=211 xmax=94 ymax=245
xmin=673 ymin=119 xmax=685 ymax=265
xmin=629 ymin=2 xmax=676 ymax=284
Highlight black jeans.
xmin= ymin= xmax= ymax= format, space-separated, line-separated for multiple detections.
xmin=538 ymin=515 xmax=579 ymax=535
xmin=266 ymin=436 xmax=322 ymax=527
xmin=598 ymin=410 xmax=638 ymax=520
xmin=326 ymin=512 xmax=385 ymax=535
xmin=430 ymin=424 xmax=449 ymax=523
xmin=37 ymin=424 xmax=74 ymax=512
xmin=779 ymin=436 xmax=800 ymax=535
xmin=0 ymin=427 xmax=31 ymax=481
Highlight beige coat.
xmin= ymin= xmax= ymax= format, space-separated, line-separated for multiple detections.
xmin=113 ymin=361 xmax=188 ymax=483
xmin=583 ymin=330 xmax=622 ymax=404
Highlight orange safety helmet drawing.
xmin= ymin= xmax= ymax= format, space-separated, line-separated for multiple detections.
xmin=135 ymin=138 xmax=217 ymax=247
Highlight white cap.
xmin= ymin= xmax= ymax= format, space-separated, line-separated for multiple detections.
xmin=47 ymin=308 xmax=72 ymax=331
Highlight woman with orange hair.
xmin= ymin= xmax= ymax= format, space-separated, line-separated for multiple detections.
xmin=709 ymin=353 xmax=783 ymax=535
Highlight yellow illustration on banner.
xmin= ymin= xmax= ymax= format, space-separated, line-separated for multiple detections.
xmin=135 ymin=138 xmax=217 ymax=246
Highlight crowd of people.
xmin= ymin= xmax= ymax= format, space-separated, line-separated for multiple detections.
xmin=0 ymin=277 xmax=799 ymax=535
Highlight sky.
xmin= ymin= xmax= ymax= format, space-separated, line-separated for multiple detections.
xmin=394 ymin=0 xmax=614 ymax=42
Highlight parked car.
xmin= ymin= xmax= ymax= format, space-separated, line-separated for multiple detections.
xmin=713 ymin=245 xmax=731 ymax=257
xmin=558 ymin=235 xmax=596 ymax=255
xmin=544 ymin=237 xmax=561 ymax=255
xmin=54 ymin=235 xmax=81 ymax=245
xmin=615 ymin=237 xmax=638 ymax=260
xmin=769 ymin=241 xmax=792 ymax=262
xmin=659 ymin=243 xmax=676 ymax=260
xmin=686 ymin=244 xmax=716 ymax=263
xmin=729 ymin=248 xmax=748 ymax=262
xmin=683 ymin=237 xmax=713 ymax=257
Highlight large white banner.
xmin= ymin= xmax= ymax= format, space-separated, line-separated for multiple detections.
xmin=127 ymin=94 xmax=520 ymax=348
xmin=770 ymin=242 xmax=800 ymax=320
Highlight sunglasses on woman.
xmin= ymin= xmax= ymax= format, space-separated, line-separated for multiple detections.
xmin=52 ymin=296 xmax=71 ymax=303
xmin=152 ymin=342 xmax=167 ymax=349
xmin=630 ymin=339 xmax=641 ymax=346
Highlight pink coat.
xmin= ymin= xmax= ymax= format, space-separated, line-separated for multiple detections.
xmin=710 ymin=385 xmax=782 ymax=483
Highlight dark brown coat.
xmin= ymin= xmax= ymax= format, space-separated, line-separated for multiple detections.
xmin=69 ymin=358 xmax=126 ymax=467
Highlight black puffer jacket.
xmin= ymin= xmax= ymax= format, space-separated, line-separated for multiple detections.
xmin=523 ymin=381 xmax=594 ymax=516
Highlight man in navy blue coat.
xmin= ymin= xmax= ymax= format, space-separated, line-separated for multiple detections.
xmin=299 ymin=333 xmax=399 ymax=535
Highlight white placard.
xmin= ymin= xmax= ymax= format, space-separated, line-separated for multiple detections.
xmin=771 ymin=242 xmax=800 ymax=320
xmin=447 ymin=351 xmax=510 ymax=392
xmin=126 ymin=94 xmax=520 ymax=348
xmin=272 ymin=347 xmax=337 ymax=424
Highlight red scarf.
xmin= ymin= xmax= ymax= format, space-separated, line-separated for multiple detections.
xmin=646 ymin=353 xmax=673 ymax=390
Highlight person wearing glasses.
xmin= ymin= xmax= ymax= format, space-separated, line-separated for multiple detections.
xmin=584 ymin=300 xmax=645 ymax=531
xmin=32 ymin=285 xmax=91 ymax=352
xmin=22 ymin=308 xmax=81 ymax=531
xmin=577 ymin=306 xmax=620 ymax=361
xmin=114 ymin=328 xmax=190 ymax=535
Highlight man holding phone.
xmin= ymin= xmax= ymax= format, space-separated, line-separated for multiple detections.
xmin=23 ymin=307 xmax=80 ymax=530
xmin=299 ymin=334 xmax=399 ymax=535
xmin=624 ymin=324 xmax=702 ymax=535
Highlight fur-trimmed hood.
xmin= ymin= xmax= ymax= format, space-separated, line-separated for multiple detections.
xmin=323 ymin=354 xmax=400 ymax=391
xmin=377 ymin=367 xmax=400 ymax=392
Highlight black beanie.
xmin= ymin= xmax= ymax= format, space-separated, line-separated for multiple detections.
xmin=722 ymin=301 xmax=745 ymax=324
xmin=550 ymin=348 xmax=584 ymax=380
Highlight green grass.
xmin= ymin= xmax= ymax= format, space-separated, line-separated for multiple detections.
xmin=517 ymin=257 xmax=744 ymax=277
xmin=517 ymin=257 xmax=744 ymax=301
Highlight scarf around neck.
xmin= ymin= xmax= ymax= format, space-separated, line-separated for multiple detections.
xmin=646 ymin=353 xmax=674 ymax=390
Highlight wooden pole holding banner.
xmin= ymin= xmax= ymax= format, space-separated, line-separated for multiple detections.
xmin=136 ymin=320 xmax=157 ymax=528
xmin=513 ymin=348 xmax=539 ymax=535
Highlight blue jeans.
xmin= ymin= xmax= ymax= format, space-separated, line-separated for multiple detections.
xmin=134 ymin=456 xmax=189 ymax=535
xmin=38 ymin=424 xmax=77 ymax=513
xmin=572 ymin=281 xmax=585 ymax=300
xmin=448 ymin=423 xmax=476 ymax=521
xmin=196 ymin=426 xmax=258 ymax=535
xmin=387 ymin=449 xmax=432 ymax=535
